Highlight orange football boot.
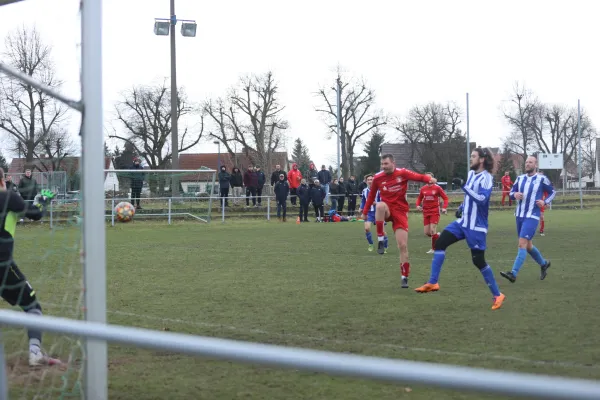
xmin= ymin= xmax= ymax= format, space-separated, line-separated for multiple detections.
xmin=414 ymin=283 xmax=440 ymax=293
xmin=491 ymin=293 xmax=506 ymax=310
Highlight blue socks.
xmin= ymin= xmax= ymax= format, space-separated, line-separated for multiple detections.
xmin=527 ymin=246 xmax=546 ymax=267
xmin=480 ymin=265 xmax=501 ymax=297
xmin=384 ymin=236 xmax=388 ymax=249
xmin=365 ymin=231 xmax=373 ymax=245
xmin=511 ymin=248 xmax=528 ymax=276
xmin=428 ymin=250 xmax=446 ymax=284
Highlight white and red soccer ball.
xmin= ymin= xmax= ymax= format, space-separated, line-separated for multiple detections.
xmin=115 ymin=201 xmax=135 ymax=223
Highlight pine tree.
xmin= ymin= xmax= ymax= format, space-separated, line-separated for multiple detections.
xmin=361 ymin=130 xmax=386 ymax=177
xmin=291 ymin=138 xmax=311 ymax=179
xmin=496 ymin=143 xmax=516 ymax=182
xmin=0 ymin=151 xmax=8 ymax=172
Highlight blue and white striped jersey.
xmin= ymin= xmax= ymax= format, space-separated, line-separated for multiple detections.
xmin=457 ymin=170 xmax=494 ymax=233
xmin=510 ymin=173 xmax=556 ymax=220
xmin=360 ymin=187 xmax=381 ymax=213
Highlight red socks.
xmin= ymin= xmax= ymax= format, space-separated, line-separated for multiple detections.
xmin=431 ymin=233 xmax=439 ymax=250
xmin=376 ymin=221 xmax=385 ymax=237
xmin=540 ymin=220 xmax=545 ymax=232
xmin=401 ymin=262 xmax=410 ymax=278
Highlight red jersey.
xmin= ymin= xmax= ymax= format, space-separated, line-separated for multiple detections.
xmin=363 ymin=168 xmax=431 ymax=214
xmin=416 ymin=184 xmax=449 ymax=215
xmin=501 ymin=175 xmax=512 ymax=191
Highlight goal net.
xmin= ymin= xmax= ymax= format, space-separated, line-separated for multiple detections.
xmin=105 ymin=168 xmax=218 ymax=224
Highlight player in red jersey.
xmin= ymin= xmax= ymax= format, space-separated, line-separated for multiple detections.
xmin=501 ymin=171 xmax=513 ymax=206
xmin=416 ymin=173 xmax=449 ymax=254
xmin=361 ymin=154 xmax=436 ymax=289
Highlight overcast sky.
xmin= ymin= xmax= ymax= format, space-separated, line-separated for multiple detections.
xmin=1 ymin=0 xmax=598 ymax=168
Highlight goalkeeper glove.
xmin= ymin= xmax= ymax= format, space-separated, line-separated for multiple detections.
xmin=33 ymin=189 xmax=56 ymax=210
xmin=455 ymin=205 xmax=463 ymax=219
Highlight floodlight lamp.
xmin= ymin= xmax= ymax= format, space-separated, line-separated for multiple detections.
xmin=154 ymin=21 xmax=170 ymax=36
xmin=181 ymin=22 xmax=197 ymax=37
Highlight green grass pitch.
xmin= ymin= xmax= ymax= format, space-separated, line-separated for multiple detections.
xmin=3 ymin=209 xmax=600 ymax=399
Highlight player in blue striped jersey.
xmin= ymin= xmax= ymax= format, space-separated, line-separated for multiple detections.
xmin=415 ymin=148 xmax=506 ymax=310
xmin=500 ymin=156 xmax=555 ymax=283
xmin=360 ymin=174 xmax=388 ymax=252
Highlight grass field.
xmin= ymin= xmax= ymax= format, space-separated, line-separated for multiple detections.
xmin=3 ymin=208 xmax=600 ymax=399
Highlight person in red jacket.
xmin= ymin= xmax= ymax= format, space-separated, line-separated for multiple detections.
xmin=361 ymin=154 xmax=435 ymax=289
xmin=501 ymin=171 xmax=513 ymax=206
xmin=416 ymin=174 xmax=449 ymax=254
xmin=287 ymin=163 xmax=303 ymax=205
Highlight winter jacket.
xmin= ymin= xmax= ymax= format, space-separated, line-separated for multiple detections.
xmin=345 ymin=179 xmax=359 ymax=196
xmin=256 ymin=170 xmax=266 ymax=188
xmin=297 ymin=184 xmax=310 ymax=204
xmin=287 ymin=164 xmax=303 ymax=189
xmin=358 ymin=181 xmax=368 ymax=193
xmin=218 ymin=171 xmax=231 ymax=189
xmin=274 ymin=180 xmax=290 ymax=202
xmin=317 ymin=170 xmax=332 ymax=185
xmin=129 ymin=163 xmax=145 ymax=190
xmin=243 ymin=169 xmax=258 ymax=188
xmin=329 ymin=182 xmax=340 ymax=199
xmin=17 ymin=176 xmax=38 ymax=200
xmin=307 ymin=164 xmax=319 ymax=183
xmin=230 ymin=169 xmax=243 ymax=187
xmin=5 ymin=181 xmax=17 ymax=193
xmin=309 ymin=186 xmax=326 ymax=206
xmin=270 ymin=170 xmax=286 ymax=186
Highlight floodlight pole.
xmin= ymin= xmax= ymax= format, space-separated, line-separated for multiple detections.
xmin=336 ymin=78 xmax=342 ymax=179
xmin=170 ymin=0 xmax=180 ymax=200
xmin=466 ymin=93 xmax=470 ymax=179
xmin=578 ymin=99 xmax=583 ymax=209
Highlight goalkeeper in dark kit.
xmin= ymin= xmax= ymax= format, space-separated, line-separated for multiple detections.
xmin=0 ymin=168 xmax=62 ymax=367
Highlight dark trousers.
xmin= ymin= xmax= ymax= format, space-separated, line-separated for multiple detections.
xmin=220 ymin=187 xmax=229 ymax=206
xmin=299 ymin=202 xmax=309 ymax=221
xmin=338 ymin=196 xmax=345 ymax=213
xmin=313 ymin=204 xmax=324 ymax=219
xmin=0 ymin=260 xmax=37 ymax=310
xmin=257 ymin=186 xmax=264 ymax=205
xmin=277 ymin=200 xmax=287 ymax=218
xmin=131 ymin=188 xmax=142 ymax=206
xmin=246 ymin=187 xmax=257 ymax=206
xmin=348 ymin=195 xmax=357 ymax=216
xmin=290 ymin=188 xmax=298 ymax=205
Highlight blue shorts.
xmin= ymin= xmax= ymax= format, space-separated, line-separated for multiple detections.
xmin=367 ymin=211 xmax=376 ymax=223
xmin=444 ymin=221 xmax=487 ymax=250
xmin=516 ymin=217 xmax=539 ymax=240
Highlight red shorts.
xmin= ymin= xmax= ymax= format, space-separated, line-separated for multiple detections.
xmin=385 ymin=210 xmax=409 ymax=232
xmin=423 ymin=214 xmax=440 ymax=226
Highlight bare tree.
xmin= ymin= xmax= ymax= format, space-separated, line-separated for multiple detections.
xmin=0 ymin=26 xmax=68 ymax=169
xmin=110 ymin=81 xmax=203 ymax=169
xmin=581 ymin=132 xmax=598 ymax=179
xmin=315 ymin=71 xmax=387 ymax=177
xmin=501 ymin=82 xmax=539 ymax=169
xmin=392 ymin=102 xmax=466 ymax=181
xmin=34 ymin=128 xmax=75 ymax=172
xmin=204 ymin=72 xmax=288 ymax=169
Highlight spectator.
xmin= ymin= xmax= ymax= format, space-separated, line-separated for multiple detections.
xmin=243 ymin=165 xmax=258 ymax=207
xmin=307 ymin=163 xmax=318 ymax=186
xmin=17 ymin=169 xmax=38 ymax=204
xmin=274 ymin=173 xmax=290 ymax=222
xmin=346 ymin=175 xmax=359 ymax=217
xmin=128 ymin=159 xmax=144 ymax=209
xmin=317 ymin=165 xmax=332 ymax=205
xmin=338 ymin=177 xmax=346 ymax=213
xmin=297 ymin=178 xmax=310 ymax=222
xmin=255 ymin=166 xmax=266 ymax=206
xmin=218 ymin=166 xmax=231 ymax=207
xmin=358 ymin=176 xmax=368 ymax=194
xmin=309 ymin=179 xmax=326 ymax=222
xmin=230 ymin=167 xmax=243 ymax=205
xmin=287 ymin=163 xmax=302 ymax=205
xmin=329 ymin=178 xmax=340 ymax=211
xmin=270 ymin=164 xmax=286 ymax=186
xmin=5 ymin=175 xmax=17 ymax=192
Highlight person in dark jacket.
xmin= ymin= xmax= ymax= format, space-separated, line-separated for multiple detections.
xmin=296 ymin=179 xmax=310 ymax=222
xmin=309 ymin=179 xmax=326 ymax=222
xmin=270 ymin=164 xmax=286 ymax=186
xmin=230 ymin=167 xmax=243 ymax=205
xmin=217 ymin=166 xmax=231 ymax=207
xmin=5 ymin=175 xmax=17 ymax=193
xmin=329 ymin=178 xmax=340 ymax=211
xmin=255 ymin=166 xmax=266 ymax=206
xmin=307 ymin=162 xmax=319 ymax=187
xmin=273 ymin=173 xmax=289 ymax=221
xmin=243 ymin=165 xmax=258 ymax=207
xmin=17 ymin=169 xmax=38 ymax=203
xmin=317 ymin=165 xmax=332 ymax=205
xmin=337 ymin=177 xmax=346 ymax=213
xmin=129 ymin=158 xmax=145 ymax=209
xmin=358 ymin=177 xmax=368 ymax=194
xmin=345 ymin=175 xmax=359 ymax=217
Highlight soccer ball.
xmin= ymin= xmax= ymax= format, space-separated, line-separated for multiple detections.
xmin=115 ymin=201 xmax=135 ymax=223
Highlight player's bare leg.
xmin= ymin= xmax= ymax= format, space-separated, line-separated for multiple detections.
xmin=375 ymin=202 xmax=390 ymax=255
xmin=539 ymin=214 xmax=545 ymax=236
xmin=424 ymin=223 xmax=439 ymax=254
xmin=395 ymin=228 xmax=410 ymax=288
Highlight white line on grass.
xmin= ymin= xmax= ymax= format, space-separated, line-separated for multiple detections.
xmin=45 ymin=302 xmax=598 ymax=371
